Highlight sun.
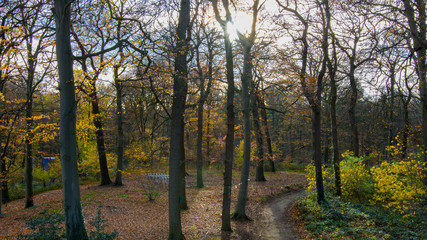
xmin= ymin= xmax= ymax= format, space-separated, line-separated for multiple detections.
xmin=226 ymin=11 xmax=253 ymax=40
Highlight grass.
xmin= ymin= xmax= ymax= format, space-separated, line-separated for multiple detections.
xmin=296 ymin=192 xmax=427 ymax=240
xmin=7 ymin=176 xmax=100 ymax=202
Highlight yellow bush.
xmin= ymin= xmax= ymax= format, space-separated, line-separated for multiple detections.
xmin=371 ymin=160 xmax=426 ymax=214
xmin=340 ymin=152 xmax=374 ymax=202
xmin=305 ymin=162 xmax=334 ymax=194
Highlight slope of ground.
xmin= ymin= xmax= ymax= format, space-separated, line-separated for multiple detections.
xmin=0 ymin=170 xmax=306 ymax=239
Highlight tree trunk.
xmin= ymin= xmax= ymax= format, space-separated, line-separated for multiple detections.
xmin=196 ymin=100 xmax=204 ymax=188
xmin=323 ymin=102 xmax=331 ymax=164
xmin=221 ymin=16 xmax=235 ymax=232
xmin=89 ymin=83 xmax=112 ymax=185
xmin=1 ymin=156 xmax=9 ymax=203
xmin=180 ymin=120 xmax=188 ymax=210
xmin=253 ymin=92 xmax=266 ymax=182
xmin=313 ymin=107 xmax=326 ymax=204
xmin=232 ymin=45 xmax=252 ymax=220
xmin=54 ymin=0 xmax=88 ymax=239
xmin=114 ymin=67 xmax=124 ymax=186
xmin=402 ymin=101 xmax=410 ymax=158
xmin=258 ymin=96 xmax=275 ymax=172
xmin=348 ymin=68 xmax=359 ymax=157
xmin=24 ymin=77 xmax=34 ymax=208
xmin=388 ymin=66 xmax=396 ymax=146
xmin=329 ymin=37 xmax=341 ymax=196
xmin=402 ymin=0 xmax=426 ymax=186
xmin=169 ymin=0 xmax=190 ymax=238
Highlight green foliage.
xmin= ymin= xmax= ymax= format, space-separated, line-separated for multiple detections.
xmin=305 ymin=150 xmax=425 ymax=215
xmin=296 ymin=192 xmax=426 ymax=240
xmin=275 ymin=162 xmax=307 ymax=172
xmin=88 ymin=208 xmax=118 ymax=240
xmin=17 ymin=208 xmax=118 ymax=240
xmin=340 ymin=152 xmax=374 ymax=202
xmin=17 ymin=210 xmax=64 ymax=240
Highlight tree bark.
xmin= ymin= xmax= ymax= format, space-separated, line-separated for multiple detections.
xmin=54 ymin=0 xmax=88 ymax=239
xmin=89 ymin=84 xmax=112 ymax=185
xmin=253 ymin=92 xmax=266 ymax=181
xmin=402 ymin=0 xmax=426 ymax=186
xmin=258 ymin=96 xmax=275 ymax=172
xmin=329 ymin=36 xmax=341 ymax=196
xmin=114 ymin=66 xmax=124 ymax=186
xmin=196 ymin=99 xmax=204 ymax=188
xmin=180 ymin=120 xmax=188 ymax=210
xmin=348 ymin=63 xmax=359 ymax=157
xmin=24 ymin=76 xmax=34 ymax=208
xmin=232 ymin=45 xmax=252 ymax=220
xmin=169 ymin=0 xmax=190 ymax=238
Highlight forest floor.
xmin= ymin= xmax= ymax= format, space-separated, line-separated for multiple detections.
xmin=0 ymin=170 xmax=306 ymax=239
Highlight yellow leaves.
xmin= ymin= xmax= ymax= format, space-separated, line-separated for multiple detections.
xmin=371 ymin=159 xmax=426 ymax=215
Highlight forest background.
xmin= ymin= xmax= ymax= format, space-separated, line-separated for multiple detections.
xmin=0 ymin=0 xmax=426 ymax=239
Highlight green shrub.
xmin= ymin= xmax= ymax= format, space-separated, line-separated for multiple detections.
xmin=296 ymin=192 xmax=426 ymax=240
xmin=88 ymin=208 xmax=118 ymax=240
xmin=17 ymin=208 xmax=118 ymax=240
xmin=340 ymin=153 xmax=374 ymax=202
xmin=17 ymin=210 xmax=64 ymax=240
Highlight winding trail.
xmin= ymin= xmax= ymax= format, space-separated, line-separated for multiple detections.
xmin=259 ymin=189 xmax=305 ymax=240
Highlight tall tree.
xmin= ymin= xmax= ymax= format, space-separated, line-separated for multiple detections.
xmin=54 ymin=0 xmax=88 ymax=239
xmin=71 ymin=1 xmax=114 ymax=185
xmin=328 ymin=33 xmax=341 ymax=196
xmin=212 ymin=0 xmax=235 ymax=232
xmin=276 ymin=0 xmax=330 ymax=204
xmin=232 ymin=0 xmax=263 ymax=220
xmin=333 ymin=2 xmax=378 ymax=156
xmin=401 ymin=0 xmax=426 ymax=186
xmin=16 ymin=0 xmax=54 ymax=208
xmin=194 ymin=20 xmax=216 ymax=189
xmin=169 ymin=0 xmax=191 ymax=238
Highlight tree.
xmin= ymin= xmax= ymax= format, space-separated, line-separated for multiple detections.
xmin=54 ymin=0 xmax=88 ymax=238
xmin=333 ymin=2 xmax=378 ymax=156
xmin=276 ymin=0 xmax=330 ymax=204
xmin=211 ymin=0 xmax=236 ymax=232
xmin=401 ymin=0 xmax=426 ymax=186
xmin=194 ymin=17 xmax=216 ymax=189
xmin=169 ymin=0 xmax=191 ymax=238
xmin=15 ymin=0 xmax=54 ymax=209
xmin=72 ymin=1 xmax=114 ymax=186
xmin=232 ymin=0 xmax=264 ymax=220
xmin=328 ymin=33 xmax=341 ymax=196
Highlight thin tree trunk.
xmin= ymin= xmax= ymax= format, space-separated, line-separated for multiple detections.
xmin=349 ymin=68 xmax=359 ymax=157
xmin=1 ymin=156 xmax=8 ymax=203
xmin=24 ymin=81 xmax=34 ymax=208
xmin=54 ymin=0 xmax=88 ymax=238
xmin=253 ymin=92 xmax=266 ymax=182
xmin=388 ymin=66 xmax=395 ymax=146
xmin=180 ymin=120 xmax=188 ymax=210
xmin=258 ymin=96 xmax=275 ymax=172
xmin=196 ymin=100 xmax=204 ymax=188
xmin=114 ymin=67 xmax=124 ymax=186
xmin=169 ymin=0 xmax=190 ymax=238
xmin=329 ymin=37 xmax=341 ymax=196
xmin=206 ymin=107 xmax=211 ymax=164
xmin=89 ymin=86 xmax=112 ymax=185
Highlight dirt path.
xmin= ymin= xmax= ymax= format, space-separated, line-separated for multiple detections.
xmin=259 ymin=189 xmax=305 ymax=240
